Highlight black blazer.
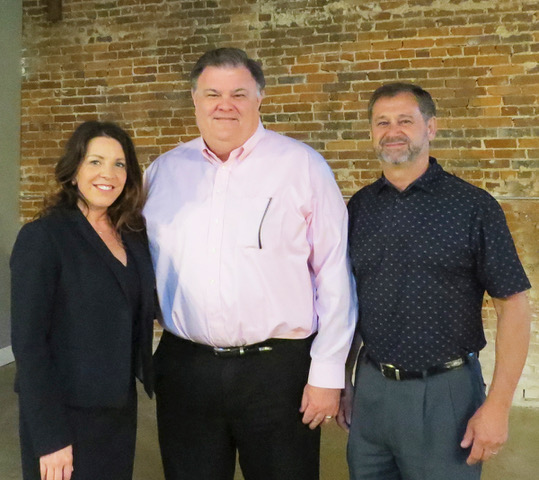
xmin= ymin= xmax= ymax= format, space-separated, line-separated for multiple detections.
xmin=10 ymin=207 xmax=155 ymax=456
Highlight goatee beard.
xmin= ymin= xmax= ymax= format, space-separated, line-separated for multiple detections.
xmin=376 ymin=137 xmax=422 ymax=165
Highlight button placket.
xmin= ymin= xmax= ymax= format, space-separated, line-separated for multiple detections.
xmin=206 ymin=163 xmax=231 ymax=323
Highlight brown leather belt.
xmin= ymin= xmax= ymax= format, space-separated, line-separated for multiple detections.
xmin=366 ymin=352 xmax=476 ymax=381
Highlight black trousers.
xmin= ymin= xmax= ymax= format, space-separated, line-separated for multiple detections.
xmin=19 ymin=388 xmax=137 ymax=480
xmin=154 ymin=331 xmax=321 ymax=480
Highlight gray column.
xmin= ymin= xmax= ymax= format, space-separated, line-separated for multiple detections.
xmin=0 ymin=0 xmax=23 ymax=364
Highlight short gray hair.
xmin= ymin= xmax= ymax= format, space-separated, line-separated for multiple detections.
xmin=368 ymin=83 xmax=436 ymax=123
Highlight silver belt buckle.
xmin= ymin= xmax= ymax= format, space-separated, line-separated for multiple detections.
xmin=443 ymin=357 xmax=465 ymax=369
xmin=213 ymin=346 xmax=239 ymax=356
xmin=213 ymin=346 xmax=230 ymax=354
xmin=381 ymin=363 xmax=401 ymax=381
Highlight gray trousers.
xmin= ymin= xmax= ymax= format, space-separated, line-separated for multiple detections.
xmin=347 ymin=355 xmax=486 ymax=480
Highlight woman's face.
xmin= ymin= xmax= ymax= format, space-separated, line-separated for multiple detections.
xmin=74 ymin=136 xmax=128 ymax=214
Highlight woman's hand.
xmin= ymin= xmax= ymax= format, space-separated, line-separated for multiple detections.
xmin=39 ymin=445 xmax=73 ymax=480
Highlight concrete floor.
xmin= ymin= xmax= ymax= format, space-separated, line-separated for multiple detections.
xmin=1 ymin=362 xmax=538 ymax=479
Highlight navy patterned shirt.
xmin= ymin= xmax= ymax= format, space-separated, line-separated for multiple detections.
xmin=348 ymin=157 xmax=531 ymax=370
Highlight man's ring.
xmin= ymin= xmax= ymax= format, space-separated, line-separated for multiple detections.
xmin=325 ymin=416 xmax=333 ymax=419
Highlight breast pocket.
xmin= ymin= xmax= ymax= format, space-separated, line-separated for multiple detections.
xmin=236 ymin=196 xmax=277 ymax=249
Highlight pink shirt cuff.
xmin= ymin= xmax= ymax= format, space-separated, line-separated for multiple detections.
xmin=308 ymin=360 xmax=345 ymax=389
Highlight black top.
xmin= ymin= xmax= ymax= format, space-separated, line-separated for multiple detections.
xmin=108 ymin=246 xmax=141 ymax=328
xmin=108 ymin=245 xmax=142 ymax=374
xmin=348 ymin=157 xmax=531 ymax=370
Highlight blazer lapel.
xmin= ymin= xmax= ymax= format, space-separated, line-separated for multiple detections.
xmin=123 ymin=230 xmax=156 ymax=395
xmin=67 ymin=208 xmax=131 ymax=302
xmin=124 ymin=231 xmax=155 ymax=319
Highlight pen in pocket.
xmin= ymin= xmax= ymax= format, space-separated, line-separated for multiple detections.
xmin=258 ymin=197 xmax=273 ymax=249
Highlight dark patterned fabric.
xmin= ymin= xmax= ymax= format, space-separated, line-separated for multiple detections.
xmin=348 ymin=157 xmax=531 ymax=370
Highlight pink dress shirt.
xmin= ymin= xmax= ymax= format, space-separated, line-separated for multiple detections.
xmin=143 ymin=123 xmax=357 ymax=388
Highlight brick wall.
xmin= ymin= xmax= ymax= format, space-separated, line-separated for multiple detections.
xmin=20 ymin=0 xmax=538 ymax=404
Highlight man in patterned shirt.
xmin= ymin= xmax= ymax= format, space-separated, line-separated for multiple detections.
xmin=338 ymin=83 xmax=531 ymax=480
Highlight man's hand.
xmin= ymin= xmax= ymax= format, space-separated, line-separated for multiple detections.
xmin=40 ymin=445 xmax=73 ymax=480
xmin=460 ymin=400 xmax=509 ymax=465
xmin=300 ymin=384 xmax=340 ymax=430
xmin=461 ymin=291 xmax=531 ymax=465
xmin=336 ymin=379 xmax=354 ymax=432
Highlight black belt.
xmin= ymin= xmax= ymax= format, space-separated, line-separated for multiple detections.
xmin=366 ymin=352 xmax=476 ymax=381
xmin=163 ymin=330 xmax=313 ymax=358
xmin=212 ymin=343 xmax=274 ymax=357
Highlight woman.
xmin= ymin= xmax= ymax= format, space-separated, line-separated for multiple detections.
xmin=10 ymin=121 xmax=155 ymax=480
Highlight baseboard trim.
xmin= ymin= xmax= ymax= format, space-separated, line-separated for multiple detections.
xmin=0 ymin=346 xmax=14 ymax=366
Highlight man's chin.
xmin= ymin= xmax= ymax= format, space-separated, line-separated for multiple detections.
xmin=379 ymin=153 xmax=411 ymax=165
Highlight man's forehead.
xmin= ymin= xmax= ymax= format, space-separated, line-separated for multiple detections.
xmin=195 ymin=65 xmax=257 ymax=89
xmin=199 ymin=65 xmax=252 ymax=78
xmin=373 ymin=93 xmax=421 ymax=115
xmin=200 ymin=86 xmax=249 ymax=92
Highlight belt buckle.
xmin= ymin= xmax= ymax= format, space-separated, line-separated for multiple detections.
xmin=443 ymin=357 xmax=465 ymax=370
xmin=213 ymin=346 xmax=244 ymax=357
xmin=380 ymin=363 xmax=401 ymax=381
xmin=213 ymin=344 xmax=273 ymax=357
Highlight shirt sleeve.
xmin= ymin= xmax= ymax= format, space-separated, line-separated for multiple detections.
xmin=305 ymin=153 xmax=358 ymax=389
xmin=474 ymin=195 xmax=531 ymax=298
xmin=10 ymin=220 xmax=74 ymax=456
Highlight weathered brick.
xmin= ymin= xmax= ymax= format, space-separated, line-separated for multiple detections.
xmin=17 ymin=0 xmax=539 ymax=405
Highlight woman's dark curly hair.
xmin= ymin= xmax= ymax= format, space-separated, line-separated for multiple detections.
xmin=41 ymin=120 xmax=145 ymax=232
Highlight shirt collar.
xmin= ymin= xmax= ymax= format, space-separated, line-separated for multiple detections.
xmin=200 ymin=121 xmax=266 ymax=166
xmin=374 ymin=157 xmax=442 ymax=194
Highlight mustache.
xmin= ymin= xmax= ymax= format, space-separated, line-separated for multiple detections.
xmin=380 ymin=136 xmax=409 ymax=146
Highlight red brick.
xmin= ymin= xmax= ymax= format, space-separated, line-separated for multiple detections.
xmin=17 ymin=1 xmax=539 ymax=392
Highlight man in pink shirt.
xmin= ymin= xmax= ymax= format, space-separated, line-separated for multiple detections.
xmin=143 ymin=47 xmax=356 ymax=480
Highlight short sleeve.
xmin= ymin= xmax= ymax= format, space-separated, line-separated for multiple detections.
xmin=474 ymin=196 xmax=531 ymax=298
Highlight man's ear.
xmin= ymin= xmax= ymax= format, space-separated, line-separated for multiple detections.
xmin=257 ymin=90 xmax=265 ymax=110
xmin=427 ymin=116 xmax=437 ymax=141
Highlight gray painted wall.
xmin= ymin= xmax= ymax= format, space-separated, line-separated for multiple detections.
xmin=0 ymin=0 xmax=23 ymax=355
